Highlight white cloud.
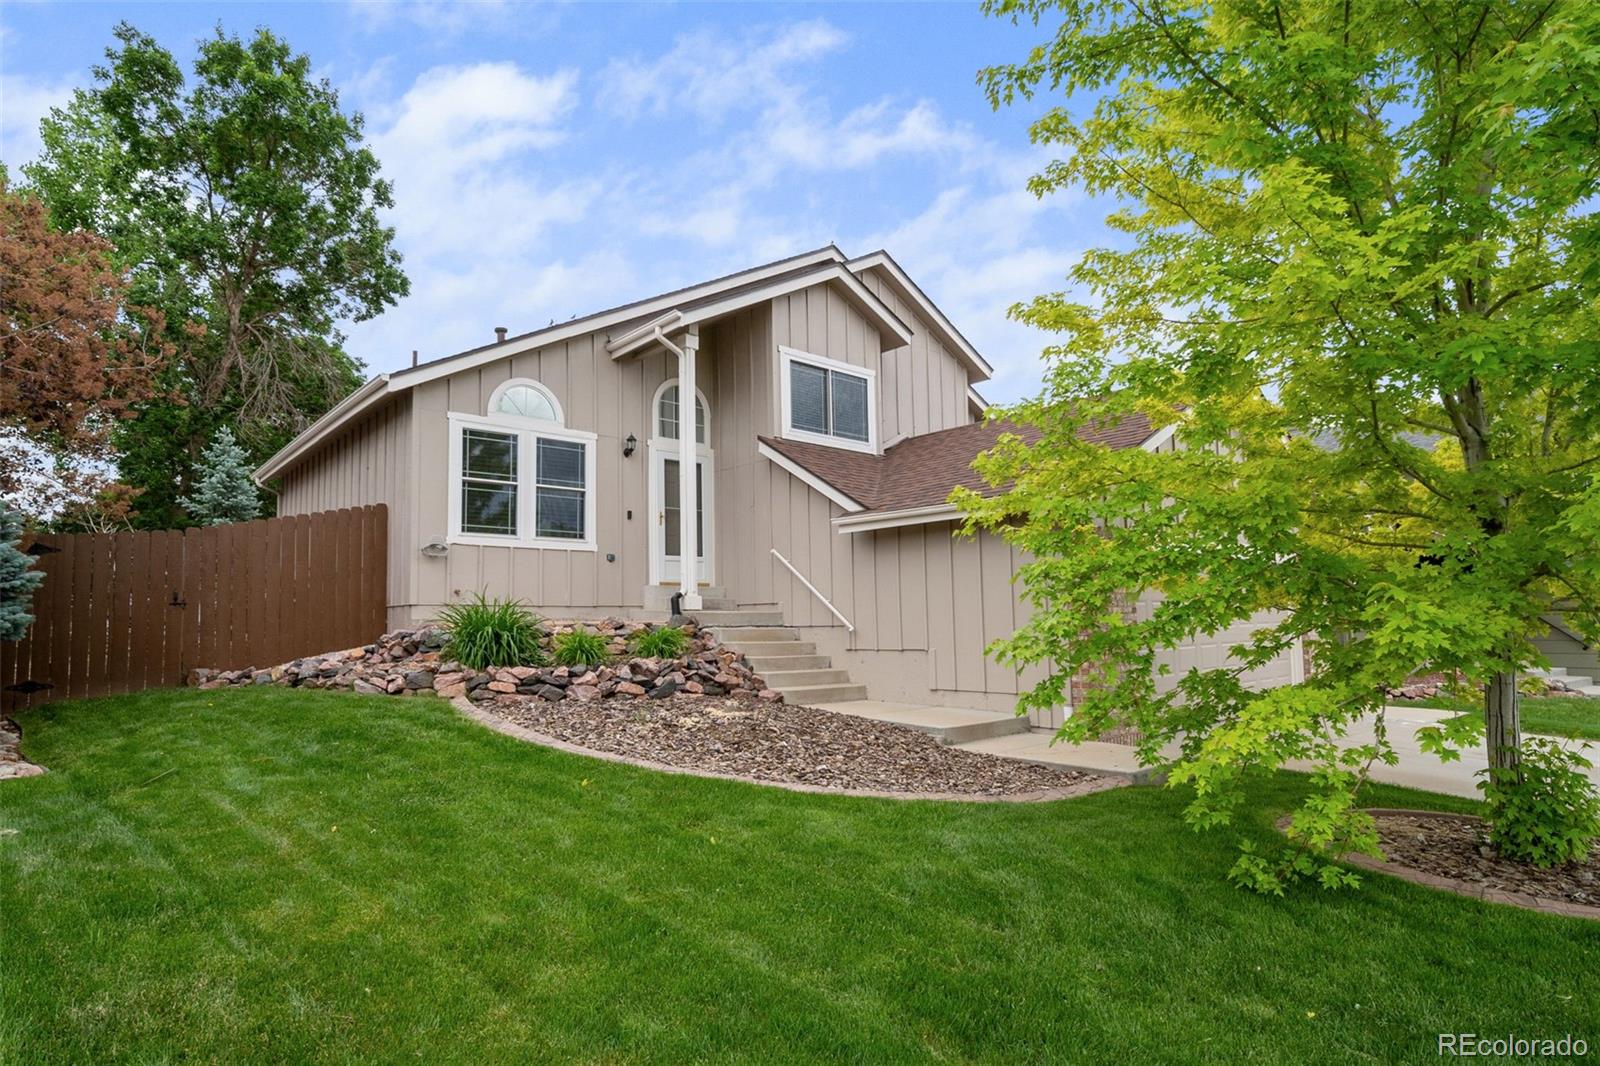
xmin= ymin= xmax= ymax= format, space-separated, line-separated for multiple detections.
xmin=766 ymin=98 xmax=978 ymax=171
xmin=0 ymin=72 xmax=77 ymax=169
xmin=858 ymin=158 xmax=1094 ymax=403
xmin=599 ymin=19 xmax=847 ymax=122
xmin=369 ymin=63 xmax=590 ymax=254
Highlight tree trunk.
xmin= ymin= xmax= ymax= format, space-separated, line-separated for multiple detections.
xmin=1484 ymin=669 xmax=1521 ymax=784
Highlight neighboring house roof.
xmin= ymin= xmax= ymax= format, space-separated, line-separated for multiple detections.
xmin=255 ymin=245 xmax=984 ymax=485
xmin=757 ymin=410 xmax=1157 ymax=532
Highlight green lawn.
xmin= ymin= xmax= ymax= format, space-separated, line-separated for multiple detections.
xmin=1398 ymin=693 xmax=1600 ymax=741
xmin=2 ymin=689 xmax=1596 ymax=1063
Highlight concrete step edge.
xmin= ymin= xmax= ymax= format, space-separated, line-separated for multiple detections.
xmin=771 ymin=683 xmax=870 ymax=704
xmin=758 ymin=669 xmax=852 ymax=687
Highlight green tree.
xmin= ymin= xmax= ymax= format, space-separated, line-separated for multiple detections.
xmin=970 ymin=0 xmax=1600 ymax=887
xmin=0 ymin=501 xmax=45 ymax=641
xmin=24 ymin=22 xmax=408 ymax=527
xmin=179 ymin=425 xmax=259 ymax=526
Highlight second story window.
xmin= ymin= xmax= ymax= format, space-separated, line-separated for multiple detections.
xmin=780 ymin=346 xmax=877 ymax=454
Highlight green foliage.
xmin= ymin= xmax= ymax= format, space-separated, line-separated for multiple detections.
xmin=1479 ymin=739 xmax=1600 ymax=868
xmin=629 ymin=624 xmax=689 ymax=659
xmin=178 ymin=426 xmax=260 ymax=526
xmin=438 ymin=594 xmax=545 ymax=671
xmin=0 ymin=500 xmax=45 ymax=641
xmin=551 ymin=627 xmax=610 ymax=668
xmin=23 ymin=22 xmax=407 ymax=527
xmin=973 ymin=0 xmax=1600 ymax=890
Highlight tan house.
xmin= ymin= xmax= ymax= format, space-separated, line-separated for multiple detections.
xmin=256 ymin=246 xmax=1297 ymax=723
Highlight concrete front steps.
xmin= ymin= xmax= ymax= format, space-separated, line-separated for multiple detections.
xmin=694 ymin=608 xmax=1153 ymax=782
xmin=697 ymin=613 xmax=868 ymax=703
xmin=1530 ymin=666 xmax=1600 ymax=697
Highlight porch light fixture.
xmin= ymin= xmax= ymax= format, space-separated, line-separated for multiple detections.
xmin=420 ymin=538 xmax=449 ymax=558
xmin=623 ymin=433 xmax=637 ymax=458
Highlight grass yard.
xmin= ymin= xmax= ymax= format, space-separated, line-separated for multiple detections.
xmin=1399 ymin=693 xmax=1600 ymax=741
xmin=2 ymin=688 xmax=1596 ymax=1063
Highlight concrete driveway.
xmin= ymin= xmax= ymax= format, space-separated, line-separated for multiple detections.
xmin=1294 ymin=705 xmax=1600 ymax=800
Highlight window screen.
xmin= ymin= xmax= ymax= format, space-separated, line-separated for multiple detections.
xmin=831 ymin=372 xmax=869 ymax=442
xmin=788 ymin=358 xmax=869 ymax=444
xmin=789 ymin=362 xmax=829 ymax=434
xmin=536 ymin=438 xmax=586 ymax=540
xmin=461 ymin=429 xmax=518 ymax=535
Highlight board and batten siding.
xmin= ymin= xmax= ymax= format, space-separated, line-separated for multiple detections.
xmin=712 ymin=287 xmax=882 ymax=612
xmin=275 ymin=396 xmax=413 ymax=623
xmin=857 ymin=267 xmax=972 ymax=438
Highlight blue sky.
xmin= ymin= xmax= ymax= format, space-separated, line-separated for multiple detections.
xmin=1 ymin=1 xmax=1103 ymax=403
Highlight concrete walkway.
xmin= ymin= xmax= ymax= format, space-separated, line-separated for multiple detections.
xmin=1296 ymin=705 xmax=1600 ymax=800
xmin=816 ymin=699 xmax=1600 ymax=800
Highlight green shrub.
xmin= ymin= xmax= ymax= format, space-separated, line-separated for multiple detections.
xmin=630 ymin=624 xmax=689 ymax=659
xmin=552 ymin=627 xmax=610 ymax=668
xmin=438 ymin=594 xmax=546 ymax=671
xmin=1479 ymin=738 xmax=1600 ymax=868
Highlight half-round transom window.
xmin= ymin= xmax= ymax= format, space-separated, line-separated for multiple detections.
xmin=494 ymin=382 xmax=560 ymax=423
xmin=657 ymin=385 xmax=706 ymax=444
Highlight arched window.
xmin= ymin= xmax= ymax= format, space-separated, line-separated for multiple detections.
xmin=488 ymin=379 xmax=563 ymax=424
xmin=655 ymin=381 xmax=707 ymax=445
xmin=449 ymin=377 xmax=594 ymax=549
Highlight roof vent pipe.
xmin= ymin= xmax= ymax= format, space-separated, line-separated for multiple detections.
xmin=494 ymin=326 xmax=508 ymax=343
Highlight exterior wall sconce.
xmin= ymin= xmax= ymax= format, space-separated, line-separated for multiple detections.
xmin=420 ymin=538 xmax=449 ymax=558
xmin=623 ymin=433 xmax=637 ymax=458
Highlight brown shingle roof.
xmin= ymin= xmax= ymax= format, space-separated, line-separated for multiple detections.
xmin=760 ymin=411 xmax=1155 ymax=515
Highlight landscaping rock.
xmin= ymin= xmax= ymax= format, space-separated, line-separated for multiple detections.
xmin=186 ymin=621 xmax=771 ymax=707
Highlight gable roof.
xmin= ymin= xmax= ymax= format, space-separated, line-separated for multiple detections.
xmin=848 ymin=250 xmax=993 ymax=383
xmin=758 ymin=410 xmax=1156 ymax=532
xmin=604 ymin=260 xmax=912 ymax=360
xmin=255 ymin=245 xmax=979 ymax=484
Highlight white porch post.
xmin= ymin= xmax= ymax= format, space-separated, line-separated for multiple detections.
xmin=678 ymin=324 xmax=702 ymax=611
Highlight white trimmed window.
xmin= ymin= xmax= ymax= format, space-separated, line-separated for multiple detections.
xmin=779 ymin=345 xmax=877 ymax=454
xmin=656 ymin=383 xmax=707 ymax=445
xmin=447 ymin=381 xmax=596 ymax=550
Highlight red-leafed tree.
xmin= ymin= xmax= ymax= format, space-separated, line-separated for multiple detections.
xmin=0 ymin=176 xmax=169 ymax=526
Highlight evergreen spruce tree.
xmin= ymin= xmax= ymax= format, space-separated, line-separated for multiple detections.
xmin=0 ymin=500 xmax=45 ymax=641
xmin=180 ymin=426 xmax=260 ymax=526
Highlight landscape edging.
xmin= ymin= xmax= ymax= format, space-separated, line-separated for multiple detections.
xmin=1276 ymin=808 xmax=1600 ymax=921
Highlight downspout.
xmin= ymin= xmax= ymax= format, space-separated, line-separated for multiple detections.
xmin=650 ymin=323 xmax=703 ymax=612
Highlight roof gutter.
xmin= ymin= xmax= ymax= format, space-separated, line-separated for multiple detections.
xmin=832 ymin=502 xmax=964 ymax=534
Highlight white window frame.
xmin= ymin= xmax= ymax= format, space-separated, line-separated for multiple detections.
xmin=447 ymin=411 xmax=598 ymax=551
xmin=778 ymin=345 xmax=878 ymax=455
xmin=650 ymin=378 xmax=711 ymax=448
xmin=487 ymin=377 xmax=565 ymax=425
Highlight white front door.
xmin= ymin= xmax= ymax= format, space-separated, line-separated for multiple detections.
xmin=650 ymin=445 xmax=712 ymax=584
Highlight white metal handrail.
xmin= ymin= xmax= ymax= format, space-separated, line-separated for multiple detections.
xmin=770 ymin=548 xmax=854 ymax=632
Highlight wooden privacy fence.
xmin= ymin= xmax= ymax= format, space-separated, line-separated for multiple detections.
xmin=1 ymin=505 xmax=386 ymax=712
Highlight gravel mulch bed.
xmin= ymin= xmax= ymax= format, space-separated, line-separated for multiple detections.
xmin=1371 ymin=810 xmax=1600 ymax=909
xmin=482 ymin=691 xmax=1108 ymax=798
